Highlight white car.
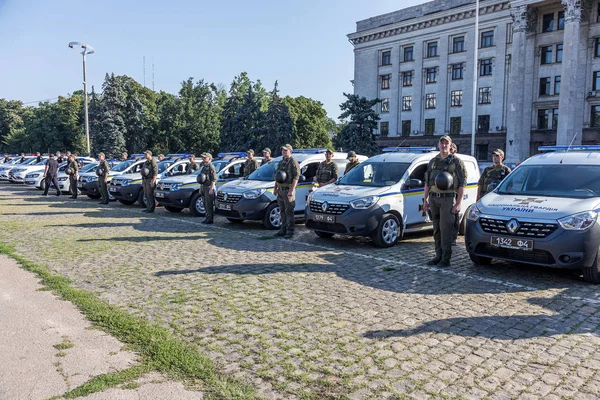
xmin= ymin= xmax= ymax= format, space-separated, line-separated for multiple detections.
xmin=77 ymin=159 xmax=139 ymax=200
xmin=24 ymin=159 xmax=96 ymax=191
xmin=0 ymin=157 xmax=38 ymax=181
xmin=8 ymin=157 xmax=49 ymax=183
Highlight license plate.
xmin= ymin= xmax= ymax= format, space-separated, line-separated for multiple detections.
xmin=313 ymin=214 xmax=335 ymax=223
xmin=108 ymin=187 xmax=117 ymax=192
xmin=77 ymin=183 xmax=83 ymax=188
xmin=490 ymin=236 xmax=533 ymax=251
xmin=218 ymin=203 xmax=232 ymax=210
xmin=155 ymin=192 xmax=164 ymax=198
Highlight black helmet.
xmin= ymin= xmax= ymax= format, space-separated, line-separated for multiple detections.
xmin=196 ymin=173 xmax=207 ymax=184
xmin=434 ymin=171 xmax=454 ymax=191
xmin=95 ymin=168 xmax=104 ymax=177
xmin=275 ymin=170 xmax=287 ymax=184
xmin=66 ymin=168 xmax=73 ymax=175
xmin=141 ymin=167 xmax=150 ymax=178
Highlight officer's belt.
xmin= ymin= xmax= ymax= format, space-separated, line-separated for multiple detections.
xmin=429 ymin=192 xmax=456 ymax=198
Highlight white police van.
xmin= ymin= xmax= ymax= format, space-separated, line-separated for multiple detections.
xmin=466 ymin=145 xmax=600 ymax=283
xmin=215 ymin=149 xmax=368 ymax=229
xmin=305 ymin=147 xmax=480 ymax=247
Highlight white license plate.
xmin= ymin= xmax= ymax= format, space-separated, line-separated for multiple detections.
xmin=218 ymin=203 xmax=232 ymax=210
xmin=155 ymin=192 xmax=164 ymax=198
xmin=108 ymin=187 xmax=117 ymax=192
xmin=490 ymin=236 xmax=533 ymax=251
xmin=77 ymin=183 xmax=83 ymax=188
xmin=314 ymin=214 xmax=335 ymax=223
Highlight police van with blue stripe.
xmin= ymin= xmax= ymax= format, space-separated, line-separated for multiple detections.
xmin=305 ymin=147 xmax=480 ymax=247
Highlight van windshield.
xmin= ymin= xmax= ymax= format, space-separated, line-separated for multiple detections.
xmin=248 ymin=163 xmax=276 ymax=181
xmin=339 ymin=162 xmax=410 ymax=187
xmin=497 ymin=165 xmax=600 ymax=198
xmin=111 ymin=160 xmax=136 ymax=172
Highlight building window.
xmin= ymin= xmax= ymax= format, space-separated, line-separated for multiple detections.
xmin=556 ymin=44 xmax=563 ymax=63
xmin=381 ymin=51 xmax=391 ymax=66
xmin=426 ymin=67 xmax=437 ymax=83
xmin=451 ymin=90 xmax=463 ymax=107
xmin=539 ymin=77 xmax=551 ymax=96
xmin=381 ymin=98 xmax=390 ymax=113
xmin=402 ymin=71 xmax=413 ymax=87
xmin=553 ymin=108 xmax=559 ymax=129
xmin=541 ymin=46 xmax=553 ymax=64
xmin=479 ymin=87 xmax=492 ymax=104
xmin=538 ymin=109 xmax=550 ymax=129
xmin=554 ymin=76 xmax=561 ymax=94
xmin=451 ymin=63 xmax=464 ymax=80
xmin=558 ymin=11 xmax=565 ymax=30
xmin=426 ymin=93 xmax=437 ymax=109
xmin=592 ymin=106 xmax=600 ymax=127
xmin=450 ymin=117 xmax=461 ymax=135
xmin=452 ymin=36 xmax=465 ymax=53
xmin=598 ymin=3 xmax=600 ymax=22
xmin=479 ymin=59 xmax=492 ymax=76
xmin=596 ymin=39 xmax=600 ymax=57
xmin=402 ymin=120 xmax=411 ymax=136
xmin=403 ymin=46 xmax=414 ymax=62
xmin=380 ymin=121 xmax=389 ymax=137
xmin=594 ymin=71 xmax=600 ymax=91
xmin=425 ymin=119 xmax=435 ymax=135
xmin=476 ymin=144 xmax=489 ymax=161
xmin=478 ymin=115 xmax=490 ymax=134
xmin=426 ymin=41 xmax=438 ymax=58
xmin=543 ymin=13 xmax=554 ymax=32
xmin=481 ymin=30 xmax=494 ymax=48
xmin=506 ymin=23 xmax=513 ymax=44
xmin=381 ymin=74 xmax=391 ymax=89
xmin=402 ymin=96 xmax=412 ymax=111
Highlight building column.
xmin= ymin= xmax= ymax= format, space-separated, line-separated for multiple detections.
xmin=506 ymin=5 xmax=530 ymax=163
xmin=557 ymin=0 xmax=584 ymax=145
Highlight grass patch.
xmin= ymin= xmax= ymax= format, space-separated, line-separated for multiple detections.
xmin=0 ymin=243 xmax=256 ymax=400
xmin=54 ymin=340 xmax=75 ymax=351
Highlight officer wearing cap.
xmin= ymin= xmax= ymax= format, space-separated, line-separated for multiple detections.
xmin=274 ymin=144 xmax=300 ymax=238
xmin=141 ymin=150 xmax=158 ymax=213
xmin=477 ymin=149 xmax=511 ymax=200
xmin=314 ymin=149 xmax=338 ymax=187
xmin=344 ymin=151 xmax=360 ymax=175
xmin=261 ymin=148 xmax=273 ymax=166
xmin=423 ymin=135 xmax=466 ymax=267
xmin=42 ymin=153 xmax=60 ymax=197
xmin=187 ymin=154 xmax=199 ymax=174
xmin=67 ymin=154 xmax=79 ymax=199
xmin=35 ymin=152 xmax=43 ymax=163
xmin=56 ymin=151 xmax=64 ymax=164
xmin=121 ymin=152 xmax=128 ymax=161
xmin=158 ymin=154 xmax=165 ymax=162
xmin=243 ymin=149 xmax=260 ymax=178
xmin=199 ymin=153 xmax=217 ymax=224
xmin=97 ymin=153 xmax=110 ymax=204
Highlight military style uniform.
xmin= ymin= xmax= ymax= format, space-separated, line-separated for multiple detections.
xmin=200 ymin=162 xmax=217 ymax=222
xmin=67 ymin=159 xmax=79 ymax=199
xmin=275 ymin=156 xmax=300 ymax=236
xmin=344 ymin=160 xmax=360 ymax=175
xmin=260 ymin=158 xmax=272 ymax=167
xmin=98 ymin=159 xmax=111 ymax=204
xmin=424 ymin=154 xmax=466 ymax=265
xmin=315 ymin=160 xmax=338 ymax=186
xmin=142 ymin=158 xmax=158 ymax=212
xmin=188 ymin=162 xmax=199 ymax=174
xmin=243 ymin=158 xmax=260 ymax=178
xmin=478 ymin=164 xmax=511 ymax=199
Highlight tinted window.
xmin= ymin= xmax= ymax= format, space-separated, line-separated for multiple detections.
xmin=111 ymin=160 xmax=136 ymax=172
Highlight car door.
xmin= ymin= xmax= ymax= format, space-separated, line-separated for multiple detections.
xmin=297 ymin=161 xmax=321 ymax=213
xmin=403 ymin=162 xmax=429 ymax=226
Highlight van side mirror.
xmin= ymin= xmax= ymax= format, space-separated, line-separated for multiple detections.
xmin=298 ymin=175 xmax=306 ymax=182
xmin=487 ymin=181 xmax=499 ymax=193
xmin=408 ymin=179 xmax=424 ymax=189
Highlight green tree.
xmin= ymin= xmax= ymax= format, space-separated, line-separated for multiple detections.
xmin=283 ymin=96 xmax=332 ymax=149
xmin=116 ymin=76 xmax=158 ymax=153
xmin=0 ymin=99 xmax=29 ymax=152
xmin=337 ymin=93 xmax=381 ymax=156
xmin=262 ymin=81 xmax=294 ymax=151
xmin=53 ymin=94 xmax=86 ymax=153
xmin=155 ymin=90 xmax=181 ymax=153
xmin=95 ymin=73 xmax=127 ymax=157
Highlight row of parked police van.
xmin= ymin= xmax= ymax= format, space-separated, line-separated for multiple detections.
xmin=2 ymin=145 xmax=600 ymax=283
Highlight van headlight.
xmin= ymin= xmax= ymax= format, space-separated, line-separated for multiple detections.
xmin=27 ymin=173 xmax=40 ymax=179
xmin=243 ymin=189 xmax=266 ymax=199
xmin=350 ymin=196 xmax=379 ymax=209
xmin=121 ymin=179 xmax=131 ymax=187
xmin=467 ymin=204 xmax=482 ymax=221
xmin=87 ymin=176 xmax=97 ymax=183
xmin=170 ymin=184 xmax=181 ymax=191
xmin=558 ymin=211 xmax=598 ymax=230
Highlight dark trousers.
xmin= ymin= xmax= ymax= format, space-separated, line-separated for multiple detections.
xmin=276 ymin=188 xmax=295 ymax=234
xmin=201 ymin=186 xmax=214 ymax=221
xmin=99 ymin=179 xmax=109 ymax=203
xmin=143 ymin=179 xmax=155 ymax=211
xmin=69 ymin=175 xmax=78 ymax=198
xmin=429 ymin=194 xmax=456 ymax=261
xmin=43 ymin=175 xmax=60 ymax=195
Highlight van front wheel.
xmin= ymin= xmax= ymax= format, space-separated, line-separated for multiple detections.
xmin=371 ymin=214 xmax=401 ymax=248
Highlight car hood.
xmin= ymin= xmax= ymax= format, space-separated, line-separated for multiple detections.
xmin=159 ymin=175 xmax=197 ymax=185
xmin=12 ymin=165 xmax=45 ymax=173
xmin=309 ymin=184 xmax=394 ymax=202
xmin=479 ymin=193 xmax=600 ymax=220
xmin=218 ymin=179 xmax=271 ymax=193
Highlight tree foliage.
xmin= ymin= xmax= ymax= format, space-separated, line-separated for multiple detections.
xmin=336 ymin=93 xmax=381 ymax=156
xmin=283 ymin=96 xmax=332 ymax=149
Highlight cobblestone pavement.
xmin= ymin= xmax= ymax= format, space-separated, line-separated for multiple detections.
xmin=1 ymin=185 xmax=600 ymax=400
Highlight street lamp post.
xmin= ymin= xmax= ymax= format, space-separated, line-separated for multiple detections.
xmin=68 ymin=42 xmax=95 ymax=156
xmin=470 ymin=0 xmax=480 ymax=157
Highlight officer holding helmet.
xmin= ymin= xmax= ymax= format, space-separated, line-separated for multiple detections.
xmin=477 ymin=149 xmax=511 ymax=200
xmin=274 ymin=144 xmax=300 ymax=238
xmin=423 ymin=135 xmax=466 ymax=267
xmin=67 ymin=154 xmax=79 ymax=199
xmin=199 ymin=153 xmax=217 ymax=224
xmin=141 ymin=150 xmax=158 ymax=213
xmin=97 ymin=153 xmax=110 ymax=205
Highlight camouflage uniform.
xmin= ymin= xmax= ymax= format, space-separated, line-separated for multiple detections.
xmin=315 ymin=161 xmax=338 ymax=185
xmin=275 ymin=156 xmax=300 ymax=236
xmin=67 ymin=159 xmax=79 ymax=199
xmin=243 ymin=158 xmax=260 ymax=178
xmin=188 ymin=162 xmax=200 ymax=174
xmin=478 ymin=164 xmax=511 ymax=199
xmin=97 ymin=159 xmax=110 ymax=204
xmin=142 ymin=158 xmax=158 ymax=212
xmin=344 ymin=160 xmax=360 ymax=175
xmin=200 ymin=162 xmax=217 ymax=222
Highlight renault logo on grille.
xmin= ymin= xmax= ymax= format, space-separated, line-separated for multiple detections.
xmin=223 ymin=192 xmax=228 ymax=201
xmin=321 ymin=201 xmax=329 ymax=212
xmin=506 ymin=219 xmax=520 ymax=234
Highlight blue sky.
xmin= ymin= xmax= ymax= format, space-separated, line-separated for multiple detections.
xmin=0 ymin=0 xmax=423 ymax=120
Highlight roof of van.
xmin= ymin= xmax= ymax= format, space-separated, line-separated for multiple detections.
xmin=523 ymin=151 xmax=600 ymax=166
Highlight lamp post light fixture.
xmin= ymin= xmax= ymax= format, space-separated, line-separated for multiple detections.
xmin=68 ymin=42 xmax=95 ymax=156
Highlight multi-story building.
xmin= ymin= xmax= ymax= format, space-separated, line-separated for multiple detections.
xmin=348 ymin=0 xmax=599 ymax=162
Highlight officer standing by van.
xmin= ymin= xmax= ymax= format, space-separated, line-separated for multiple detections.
xmin=274 ymin=144 xmax=300 ymax=238
xmin=314 ymin=149 xmax=338 ymax=187
xmin=477 ymin=149 xmax=511 ymax=200
xmin=67 ymin=154 xmax=79 ymax=199
xmin=261 ymin=148 xmax=273 ymax=166
xmin=344 ymin=151 xmax=360 ymax=174
xmin=199 ymin=153 xmax=217 ymax=224
xmin=188 ymin=154 xmax=199 ymax=174
xmin=243 ymin=149 xmax=260 ymax=178
xmin=423 ymin=136 xmax=466 ymax=267
xmin=450 ymin=143 xmax=461 ymax=246
xmin=141 ymin=150 xmax=158 ymax=213
xmin=97 ymin=153 xmax=110 ymax=205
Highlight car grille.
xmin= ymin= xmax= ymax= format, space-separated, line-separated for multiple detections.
xmin=479 ymin=218 xmax=558 ymax=238
xmin=475 ymin=243 xmax=556 ymax=265
xmin=309 ymin=200 xmax=350 ymax=215
xmin=217 ymin=192 xmax=242 ymax=203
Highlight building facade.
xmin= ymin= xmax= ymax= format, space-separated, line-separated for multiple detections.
xmin=348 ymin=0 xmax=600 ymax=162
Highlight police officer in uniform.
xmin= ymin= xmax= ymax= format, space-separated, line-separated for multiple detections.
xmin=344 ymin=151 xmax=360 ymax=175
xmin=477 ymin=149 xmax=511 ymax=200
xmin=274 ymin=144 xmax=300 ymax=238
xmin=141 ymin=150 xmax=158 ymax=213
xmin=158 ymin=154 xmax=165 ymax=162
xmin=56 ymin=152 xmax=64 ymax=164
xmin=67 ymin=154 xmax=79 ymax=199
xmin=243 ymin=149 xmax=260 ymax=178
xmin=42 ymin=154 xmax=60 ymax=196
xmin=199 ymin=153 xmax=217 ymax=224
xmin=423 ymin=136 xmax=466 ymax=267
xmin=314 ymin=149 xmax=338 ymax=187
xmin=187 ymin=154 xmax=199 ymax=174
xmin=35 ymin=152 xmax=43 ymax=163
xmin=449 ymin=143 xmax=462 ymax=246
xmin=97 ymin=153 xmax=110 ymax=205
xmin=261 ymin=148 xmax=273 ymax=166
